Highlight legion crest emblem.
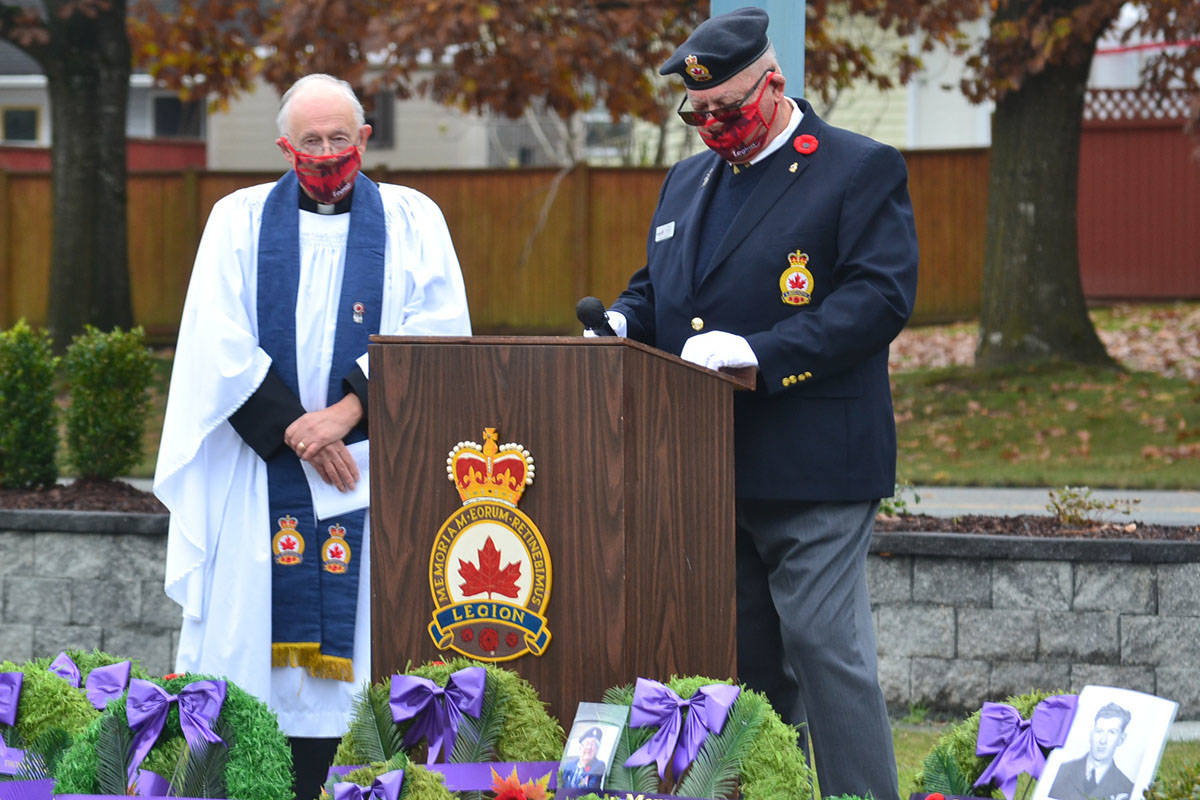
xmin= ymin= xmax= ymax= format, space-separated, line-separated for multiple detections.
xmin=272 ymin=514 xmax=304 ymax=565
xmin=427 ymin=428 xmax=552 ymax=662
xmin=684 ymin=54 xmax=712 ymax=82
xmin=780 ymin=250 xmax=814 ymax=306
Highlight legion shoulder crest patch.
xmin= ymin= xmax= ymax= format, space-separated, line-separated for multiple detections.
xmin=427 ymin=427 xmax=552 ymax=662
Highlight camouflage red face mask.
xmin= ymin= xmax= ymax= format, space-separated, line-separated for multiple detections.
xmin=277 ymin=137 xmax=362 ymax=204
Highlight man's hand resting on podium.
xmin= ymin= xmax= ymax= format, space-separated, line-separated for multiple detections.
xmin=680 ymin=330 xmax=759 ymax=371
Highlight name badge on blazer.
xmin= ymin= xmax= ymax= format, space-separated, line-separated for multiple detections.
xmin=655 ymin=221 xmax=675 ymax=242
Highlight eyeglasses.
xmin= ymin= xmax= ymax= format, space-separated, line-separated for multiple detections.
xmin=677 ymin=70 xmax=774 ymax=126
xmin=292 ymin=134 xmax=355 ymax=156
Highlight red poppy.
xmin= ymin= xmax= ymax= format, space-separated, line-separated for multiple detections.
xmin=506 ymin=632 xmax=520 ymax=648
xmin=479 ymin=627 xmax=500 ymax=652
xmin=460 ymin=628 xmax=474 ymax=642
xmin=794 ymin=134 xmax=819 ymax=154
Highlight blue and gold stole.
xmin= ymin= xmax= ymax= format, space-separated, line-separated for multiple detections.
xmin=257 ymin=170 xmax=384 ymax=681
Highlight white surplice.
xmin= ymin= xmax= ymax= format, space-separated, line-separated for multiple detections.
xmin=154 ymin=180 xmax=471 ymax=736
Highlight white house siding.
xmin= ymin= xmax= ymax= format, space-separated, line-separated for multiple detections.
xmin=206 ymin=78 xmax=491 ymax=171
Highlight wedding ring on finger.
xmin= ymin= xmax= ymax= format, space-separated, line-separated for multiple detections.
xmin=298 ymin=441 xmax=306 ymax=451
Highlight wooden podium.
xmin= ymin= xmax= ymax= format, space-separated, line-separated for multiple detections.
xmin=368 ymin=336 xmax=748 ymax=723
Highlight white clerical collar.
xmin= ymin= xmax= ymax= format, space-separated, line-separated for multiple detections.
xmin=747 ymin=97 xmax=802 ymax=166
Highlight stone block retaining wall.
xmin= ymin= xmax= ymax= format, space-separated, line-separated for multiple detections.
xmin=2 ymin=512 xmax=1195 ymax=720
xmin=0 ymin=511 xmax=177 ymax=675
xmin=869 ymin=532 xmax=1200 ymax=719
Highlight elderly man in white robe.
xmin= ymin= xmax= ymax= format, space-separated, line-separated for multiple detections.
xmin=154 ymin=73 xmax=471 ymax=799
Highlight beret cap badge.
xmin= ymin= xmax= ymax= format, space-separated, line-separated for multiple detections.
xmin=684 ymin=55 xmax=713 ymax=82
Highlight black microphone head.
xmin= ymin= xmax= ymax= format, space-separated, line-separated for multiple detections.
xmin=576 ymin=296 xmax=609 ymax=330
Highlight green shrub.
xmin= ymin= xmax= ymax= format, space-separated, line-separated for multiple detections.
xmin=1146 ymin=758 xmax=1200 ymax=800
xmin=63 ymin=325 xmax=155 ymax=480
xmin=0 ymin=320 xmax=59 ymax=489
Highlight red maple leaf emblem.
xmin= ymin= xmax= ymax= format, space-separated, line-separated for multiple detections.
xmin=458 ymin=537 xmax=521 ymax=599
xmin=280 ymin=537 xmax=297 ymax=551
xmin=328 ymin=544 xmax=344 ymax=560
xmin=788 ymin=272 xmax=808 ymax=290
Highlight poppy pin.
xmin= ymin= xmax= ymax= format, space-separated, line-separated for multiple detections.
xmin=794 ymin=134 xmax=819 ymax=155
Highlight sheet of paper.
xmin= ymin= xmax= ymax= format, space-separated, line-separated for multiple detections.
xmin=301 ymin=439 xmax=369 ymax=519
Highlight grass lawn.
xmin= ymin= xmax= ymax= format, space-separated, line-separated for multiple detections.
xmin=892 ymin=722 xmax=1200 ymax=798
xmin=893 ymin=364 xmax=1200 ymax=490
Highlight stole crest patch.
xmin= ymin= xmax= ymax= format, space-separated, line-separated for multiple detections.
xmin=428 ymin=427 xmax=552 ymax=662
xmin=272 ymin=514 xmax=305 ymax=565
xmin=322 ymin=523 xmax=351 ymax=574
xmin=780 ymin=250 xmax=814 ymax=306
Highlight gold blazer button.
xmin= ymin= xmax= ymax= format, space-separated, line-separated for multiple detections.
xmin=691 ymin=317 xmax=704 ymax=331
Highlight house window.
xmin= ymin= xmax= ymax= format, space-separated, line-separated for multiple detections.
xmin=153 ymin=96 xmax=204 ymax=138
xmin=2 ymin=107 xmax=39 ymax=142
xmin=364 ymin=90 xmax=394 ymax=149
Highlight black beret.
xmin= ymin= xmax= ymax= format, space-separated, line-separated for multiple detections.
xmin=659 ymin=6 xmax=770 ymax=90
xmin=579 ymin=726 xmax=604 ymax=743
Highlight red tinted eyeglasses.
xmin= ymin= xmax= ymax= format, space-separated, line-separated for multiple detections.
xmin=677 ymin=70 xmax=774 ymax=126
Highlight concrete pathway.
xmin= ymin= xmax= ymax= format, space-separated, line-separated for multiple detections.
xmin=909 ymin=486 xmax=1200 ymax=527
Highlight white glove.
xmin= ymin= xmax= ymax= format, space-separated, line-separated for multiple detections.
xmin=680 ymin=330 xmax=759 ymax=370
xmin=582 ymin=310 xmax=627 ymax=338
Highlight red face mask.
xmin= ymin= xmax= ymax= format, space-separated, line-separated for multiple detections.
xmin=695 ymin=75 xmax=780 ymax=164
xmin=277 ymin=137 xmax=362 ymax=204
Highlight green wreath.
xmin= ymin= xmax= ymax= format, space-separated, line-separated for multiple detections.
xmin=333 ymin=657 xmax=564 ymax=768
xmin=320 ymin=751 xmax=455 ymax=800
xmin=600 ymin=675 xmax=815 ymax=800
xmin=3 ymin=650 xmax=151 ymax=743
xmin=54 ymin=672 xmax=292 ymax=800
xmin=915 ymin=688 xmax=1065 ymax=798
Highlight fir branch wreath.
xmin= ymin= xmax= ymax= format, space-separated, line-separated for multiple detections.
xmin=2 ymin=651 xmax=151 ymax=744
xmin=333 ymin=658 xmax=564 ymax=768
xmin=915 ymin=689 xmax=1064 ymax=799
xmin=320 ymin=751 xmax=455 ymax=800
xmin=53 ymin=672 xmax=292 ymax=800
xmin=600 ymin=675 xmax=815 ymax=800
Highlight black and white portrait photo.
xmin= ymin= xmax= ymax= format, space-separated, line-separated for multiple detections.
xmin=1034 ymin=686 xmax=1178 ymax=800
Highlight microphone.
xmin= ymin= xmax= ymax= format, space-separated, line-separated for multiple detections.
xmin=576 ymin=296 xmax=617 ymax=336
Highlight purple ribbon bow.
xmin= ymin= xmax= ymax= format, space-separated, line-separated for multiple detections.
xmin=975 ymin=694 xmax=1078 ymax=800
xmin=48 ymin=652 xmax=132 ymax=711
xmin=623 ymin=678 xmax=741 ymax=780
xmin=0 ymin=672 xmax=23 ymax=727
xmin=389 ymin=667 xmax=485 ymax=764
xmin=333 ymin=769 xmax=405 ymax=800
xmin=125 ymin=678 xmax=227 ymax=784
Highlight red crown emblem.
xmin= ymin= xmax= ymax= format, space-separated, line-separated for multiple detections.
xmin=788 ymin=251 xmax=809 ymax=268
xmin=447 ymin=428 xmax=534 ymax=506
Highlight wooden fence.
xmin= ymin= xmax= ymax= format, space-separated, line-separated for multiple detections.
xmin=0 ymin=153 xmax=989 ymax=338
xmin=2 ymin=124 xmax=1194 ymax=338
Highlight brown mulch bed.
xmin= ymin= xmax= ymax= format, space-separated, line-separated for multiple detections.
xmin=875 ymin=513 xmax=1200 ymax=541
xmin=0 ymin=478 xmax=167 ymax=513
xmin=2 ymin=482 xmax=1197 ymax=541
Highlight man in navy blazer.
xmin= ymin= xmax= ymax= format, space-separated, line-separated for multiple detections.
xmin=590 ymin=8 xmax=918 ymax=800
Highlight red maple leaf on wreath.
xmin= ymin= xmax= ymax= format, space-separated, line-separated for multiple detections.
xmin=280 ymin=537 xmax=297 ymax=550
xmin=458 ymin=537 xmax=521 ymax=599
xmin=788 ymin=273 xmax=807 ymax=290
xmin=328 ymin=544 xmax=344 ymax=560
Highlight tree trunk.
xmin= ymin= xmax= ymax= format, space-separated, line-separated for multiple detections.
xmin=41 ymin=0 xmax=132 ymax=351
xmin=975 ymin=37 xmax=1115 ymax=368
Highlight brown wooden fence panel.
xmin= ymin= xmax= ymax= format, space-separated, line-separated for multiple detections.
xmin=5 ymin=174 xmax=51 ymax=328
xmin=378 ymin=168 xmax=582 ymax=332
xmin=903 ymin=148 xmax=989 ymax=323
xmin=1078 ymin=121 xmax=1200 ymax=299
xmin=5 ymin=133 xmax=1192 ymax=337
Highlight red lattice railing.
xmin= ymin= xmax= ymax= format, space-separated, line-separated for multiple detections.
xmin=1084 ymin=87 xmax=1196 ymax=122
